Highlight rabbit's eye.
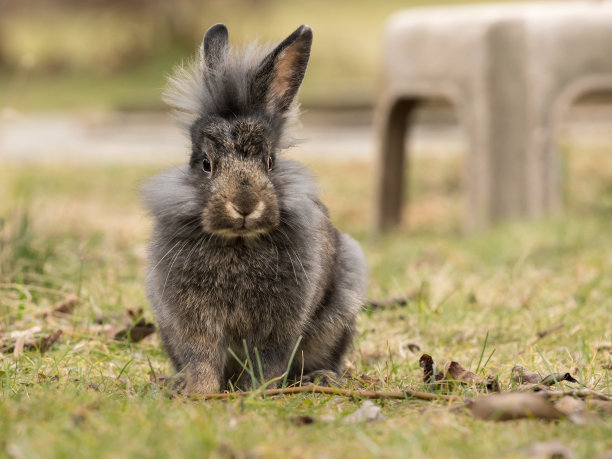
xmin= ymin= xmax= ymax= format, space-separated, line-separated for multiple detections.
xmin=202 ymin=157 xmax=212 ymax=173
xmin=267 ymin=156 xmax=274 ymax=171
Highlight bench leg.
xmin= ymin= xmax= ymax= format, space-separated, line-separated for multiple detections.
xmin=375 ymin=98 xmax=418 ymax=231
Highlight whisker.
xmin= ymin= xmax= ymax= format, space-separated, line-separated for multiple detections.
xmin=160 ymin=240 xmax=189 ymax=302
xmin=146 ymin=239 xmax=183 ymax=280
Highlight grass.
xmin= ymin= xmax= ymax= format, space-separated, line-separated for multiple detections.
xmin=1 ymin=141 xmax=611 ymax=458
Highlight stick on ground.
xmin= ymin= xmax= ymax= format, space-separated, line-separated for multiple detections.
xmin=191 ymin=385 xmax=460 ymax=402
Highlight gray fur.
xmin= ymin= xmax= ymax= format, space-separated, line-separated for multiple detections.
xmin=143 ymin=24 xmax=367 ymax=394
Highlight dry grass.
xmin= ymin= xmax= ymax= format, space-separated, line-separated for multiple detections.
xmin=0 ymin=145 xmax=611 ymax=458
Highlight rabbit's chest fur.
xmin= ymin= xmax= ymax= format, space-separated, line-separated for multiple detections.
xmin=152 ymin=226 xmax=326 ymax=344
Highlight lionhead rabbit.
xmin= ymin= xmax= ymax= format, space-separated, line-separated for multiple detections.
xmin=142 ymin=23 xmax=367 ymax=395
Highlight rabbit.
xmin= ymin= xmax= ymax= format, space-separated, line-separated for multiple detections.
xmin=142 ymin=23 xmax=367 ymax=395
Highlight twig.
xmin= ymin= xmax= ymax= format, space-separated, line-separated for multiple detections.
xmin=535 ymin=322 xmax=564 ymax=340
xmin=531 ymin=388 xmax=612 ymax=402
xmin=191 ymin=385 xmax=460 ymax=402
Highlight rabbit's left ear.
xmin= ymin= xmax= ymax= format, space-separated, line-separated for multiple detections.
xmin=253 ymin=25 xmax=313 ymax=114
xmin=202 ymin=23 xmax=229 ymax=71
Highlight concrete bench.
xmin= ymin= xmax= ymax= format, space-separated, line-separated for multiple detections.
xmin=375 ymin=2 xmax=612 ymax=231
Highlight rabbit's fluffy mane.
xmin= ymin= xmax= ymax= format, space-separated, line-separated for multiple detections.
xmin=163 ymin=41 xmax=301 ymax=150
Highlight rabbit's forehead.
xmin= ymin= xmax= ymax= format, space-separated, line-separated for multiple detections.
xmin=203 ymin=118 xmax=271 ymax=157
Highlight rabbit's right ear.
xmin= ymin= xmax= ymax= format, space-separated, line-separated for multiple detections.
xmin=202 ymin=23 xmax=229 ymax=71
xmin=253 ymin=25 xmax=313 ymax=115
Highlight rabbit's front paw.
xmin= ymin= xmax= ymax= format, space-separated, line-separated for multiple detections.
xmin=185 ymin=364 xmax=221 ymax=395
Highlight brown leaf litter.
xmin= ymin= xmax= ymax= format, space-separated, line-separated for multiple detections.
xmin=419 ymin=354 xmax=499 ymax=392
xmin=467 ymin=393 xmax=565 ymax=421
xmin=1 ymin=327 xmax=62 ymax=357
xmin=419 ymin=354 xmax=444 ymax=385
xmin=416 ymin=353 xmax=612 ymax=422
xmin=37 ymin=294 xmax=79 ymax=319
xmin=512 ymin=365 xmax=579 ymax=386
xmin=114 ymin=308 xmax=156 ymax=343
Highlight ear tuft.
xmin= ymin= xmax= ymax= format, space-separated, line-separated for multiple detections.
xmin=253 ymin=25 xmax=313 ymax=115
xmin=202 ymin=23 xmax=229 ymax=71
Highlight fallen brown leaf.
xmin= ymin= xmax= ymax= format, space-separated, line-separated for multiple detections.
xmin=512 ymin=365 xmax=542 ymax=384
xmin=512 ymin=365 xmax=578 ymax=386
xmin=484 ymin=375 xmax=501 ymax=393
xmin=38 ymin=330 xmax=63 ymax=353
xmin=37 ymin=294 xmax=79 ymax=319
xmin=536 ymin=322 xmax=564 ymax=340
xmin=539 ymin=372 xmax=579 ymax=386
xmin=445 ymin=361 xmax=480 ymax=384
xmin=468 ymin=392 xmax=565 ymax=421
xmin=51 ymin=294 xmax=79 ymax=315
xmin=37 ymin=372 xmax=60 ymax=383
xmin=419 ymin=354 xmax=443 ymax=385
xmin=365 ymin=295 xmax=413 ymax=310
xmin=3 ymin=329 xmax=62 ymax=356
xmin=586 ymin=399 xmax=612 ymax=413
xmin=291 ymin=415 xmax=316 ymax=426
xmin=554 ymin=396 xmax=587 ymax=425
xmin=358 ymin=374 xmax=382 ymax=387
xmin=114 ymin=309 xmax=156 ymax=343
xmin=524 ymin=387 xmax=612 ymax=402
xmin=420 ymin=356 xmax=499 ymax=392
xmin=596 ymin=342 xmax=611 ymax=352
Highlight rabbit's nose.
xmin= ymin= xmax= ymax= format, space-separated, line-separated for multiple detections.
xmin=231 ymin=203 xmax=251 ymax=217
xmin=227 ymin=200 xmax=265 ymax=219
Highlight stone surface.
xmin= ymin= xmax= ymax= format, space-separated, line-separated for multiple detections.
xmin=376 ymin=1 xmax=612 ymax=231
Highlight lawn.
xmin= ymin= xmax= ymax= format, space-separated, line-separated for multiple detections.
xmin=0 ymin=140 xmax=611 ymax=458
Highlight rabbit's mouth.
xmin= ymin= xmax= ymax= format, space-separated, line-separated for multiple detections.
xmin=201 ymin=198 xmax=280 ymax=239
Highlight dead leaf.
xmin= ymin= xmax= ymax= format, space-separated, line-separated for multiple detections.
xmin=554 ymin=396 xmax=586 ymax=425
xmin=359 ymin=374 xmax=382 ymax=387
xmin=586 ymin=399 xmax=612 ymax=413
xmin=114 ymin=309 xmax=156 ymax=343
xmin=529 ymin=387 xmax=612 ymax=402
xmin=291 ymin=415 xmax=315 ymax=426
xmin=539 ymin=372 xmax=579 ymax=386
xmin=344 ymin=401 xmax=385 ymax=423
xmin=405 ymin=343 xmax=421 ymax=353
xmin=512 ymin=365 xmax=542 ymax=384
xmin=525 ymin=440 xmax=575 ymax=459
xmin=419 ymin=354 xmax=443 ymax=385
xmin=596 ymin=342 xmax=611 ymax=352
xmin=365 ymin=295 xmax=412 ymax=310
xmin=52 ymin=294 xmax=79 ymax=315
xmin=484 ymin=375 xmax=501 ymax=393
xmin=512 ymin=366 xmax=578 ymax=386
xmin=38 ymin=330 xmax=63 ymax=353
xmin=4 ymin=329 xmax=62 ymax=356
xmin=36 ymin=372 xmax=59 ymax=383
xmin=536 ymin=322 xmax=564 ymax=339
xmin=468 ymin=393 xmax=565 ymax=421
xmin=445 ymin=361 xmax=480 ymax=384
xmin=602 ymin=363 xmax=612 ymax=370
xmin=36 ymin=294 xmax=79 ymax=319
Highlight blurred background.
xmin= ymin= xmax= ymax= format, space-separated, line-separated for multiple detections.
xmin=1 ymin=0 xmax=611 ymax=189
xmin=1 ymin=0 xmax=612 ymax=288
